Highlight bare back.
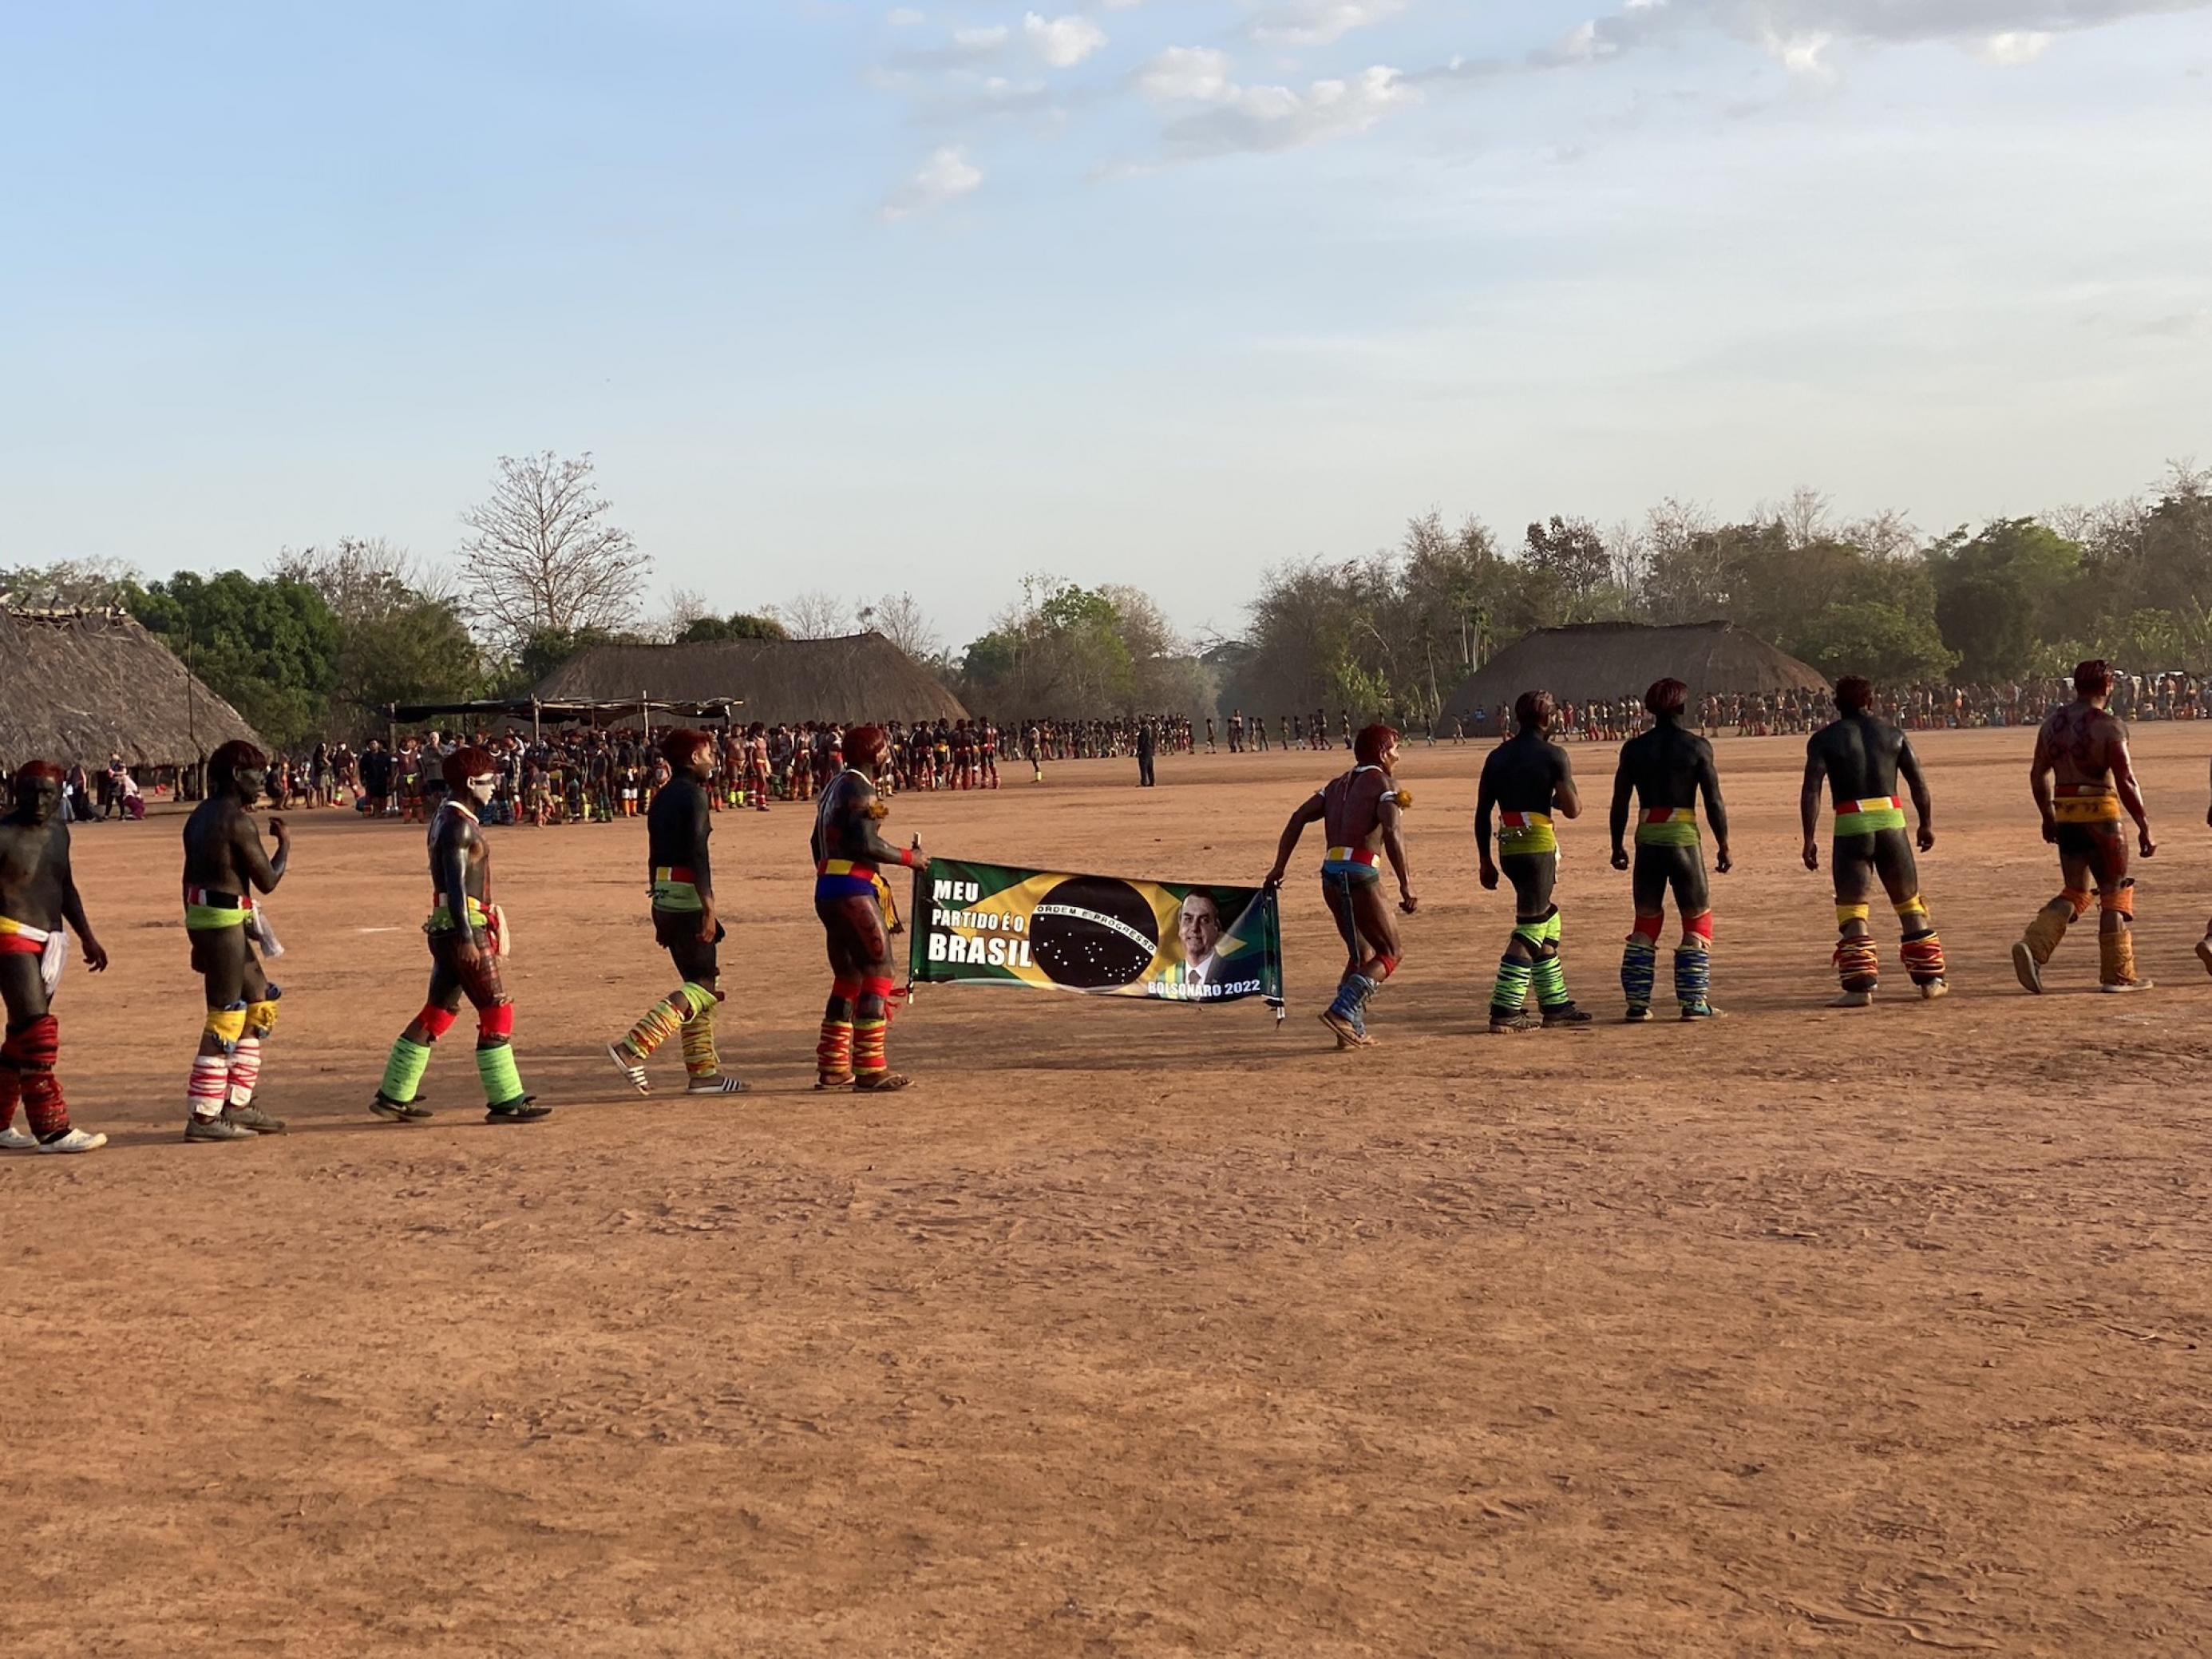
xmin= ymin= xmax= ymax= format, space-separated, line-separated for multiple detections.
xmin=2035 ymin=701 xmax=2126 ymax=790
xmin=1323 ymin=766 xmax=1395 ymax=852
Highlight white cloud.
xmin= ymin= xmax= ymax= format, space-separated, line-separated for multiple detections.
xmin=1131 ymin=46 xmax=1419 ymax=161
xmin=954 ymin=24 xmax=1011 ymax=49
xmin=1024 ymin=11 xmax=1108 ymax=68
xmin=1248 ymin=1 xmax=1407 ymax=48
xmin=886 ymin=7 xmax=926 ymax=26
xmin=1979 ymin=28 xmax=2056 ymax=60
xmin=881 ymin=145 xmax=984 ymax=219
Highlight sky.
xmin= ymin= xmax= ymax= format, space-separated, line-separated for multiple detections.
xmin=3 ymin=0 xmax=2209 ymax=650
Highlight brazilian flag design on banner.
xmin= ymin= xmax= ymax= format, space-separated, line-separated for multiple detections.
xmin=911 ymin=859 xmax=1284 ymax=1009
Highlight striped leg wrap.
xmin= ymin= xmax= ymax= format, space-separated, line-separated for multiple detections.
xmin=3 ymin=1016 xmax=67 ymax=1138
xmin=853 ymin=1018 xmax=889 ymax=1080
xmin=1529 ymin=911 xmax=1571 ymax=1009
xmin=680 ymin=1000 xmax=722 ymax=1079
xmin=227 ymin=1035 xmax=263 ymax=1107
xmin=188 ymin=1053 xmax=229 ymax=1121
xmin=1834 ymin=934 xmax=1880 ymax=993
xmin=1620 ymin=936 xmax=1657 ymax=1012
xmin=619 ymin=992 xmax=693 ymax=1062
xmin=378 ymin=1036 xmax=433 ymax=1106
xmin=475 ymin=1040 xmax=527 ymax=1109
xmin=1490 ymin=958 xmax=1533 ymax=1019
xmin=1900 ymin=928 xmax=1945 ymax=985
xmin=1673 ymin=946 xmax=1712 ymax=1015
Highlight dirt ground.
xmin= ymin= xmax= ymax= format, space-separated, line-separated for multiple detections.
xmin=6 ymin=724 xmax=2211 ymax=1657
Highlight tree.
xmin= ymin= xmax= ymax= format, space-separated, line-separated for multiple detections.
xmin=1790 ymin=600 xmax=1957 ymax=684
xmin=857 ymin=592 xmax=941 ymax=661
xmin=0 ymin=556 xmax=144 ymax=610
xmin=459 ymin=452 xmax=650 ymax=650
xmin=1925 ymin=518 xmax=2085 ymax=680
xmin=678 ymin=612 xmax=789 ymax=643
xmin=133 ymin=571 xmax=342 ymax=750
xmin=779 ymin=591 xmax=853 ymax=639
xmin=1523 ymin=516 xmax=1616 ymax=617
xmin=274 ymin=538 xmax=480 ymax=735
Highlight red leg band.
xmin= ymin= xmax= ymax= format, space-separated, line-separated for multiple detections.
xmin=1685 ymin=912 xmax=1714 ymax=944
xmin=863 ymin=976 xmax=899 ymax=1001
xmin=478 ymin=1002 xmax=515 ymax=1040
xmin=1369 ymin=954 xmax=1398 ymax=980
xmin=832 ymin=979 xmax=864 ymax=1003
xmin=417 ymin=1004 xmax=459 ymax=1039
xmin=1632 ymin=913 xmax=1664 ymax=943
xmin=6 ymin=1016 xmax=65 ymax=1136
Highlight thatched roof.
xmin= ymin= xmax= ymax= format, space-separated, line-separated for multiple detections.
xmin=532 ymin=632 xmax=970 ymax=726
xmin=1448 ymin=621 xmax=1830 ymax=713
xmin=0 ymin=608 xmax=263 ymax=768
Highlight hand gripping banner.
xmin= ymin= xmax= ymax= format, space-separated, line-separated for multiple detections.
xmin=910 ymin=859 xmax=1284 ymax=1012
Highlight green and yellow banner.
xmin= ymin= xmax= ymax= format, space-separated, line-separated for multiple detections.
xmin=910 ymin=858 xmax=1284 ymax=1009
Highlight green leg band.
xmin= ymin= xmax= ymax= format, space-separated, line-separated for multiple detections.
xmin=378 ymin=1036 xmax=433 ymax=1106
xmin=1530 ymin=955 xmax=1571 ymax=1009
xmin=475 ymin=1042 xmax=526 ymax=1107
xmin=679 ymin=981 xmax=722 ymax=1020
xmin=1491 ymin=957 xmax=1534 ymax=1016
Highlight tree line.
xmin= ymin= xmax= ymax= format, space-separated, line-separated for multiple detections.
xmin=4 ymin=453 xmax=2205 ymax=750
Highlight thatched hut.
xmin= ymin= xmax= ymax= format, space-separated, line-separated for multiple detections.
xmin=532 ymin=632 xmax=971 ymax=726
xmin=1447 ymin=621 xmax=1830 ymax=715
xmin=0 ymin=608 xmax=263 ymax=768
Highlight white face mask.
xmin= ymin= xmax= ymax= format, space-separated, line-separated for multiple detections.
xmin=468 ymin=775 xmax=496 ymax=806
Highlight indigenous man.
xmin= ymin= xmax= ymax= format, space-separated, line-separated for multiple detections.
xmin=812 ymin=726 xmax=929 ymax=1091
xmin=0 ymin=762 xmax=110 ymax=1153
xmin=1608 ymin=679 xmax=1731 ymax=1021
xmin=1801 ymin=675 xmax=1946 ymax=1006
xmin=748 ymin=723 xmax=772 ymax=812
xmin=2016 ymin=659 xmax=2155 ymax=994
xmin=1264 ymin=724 xmax=1418 ymax=1049
xmin=1475 ymin=691 xmax=1590 ymax=1032
xmin=607 ymin=731 xmax=748 ymax=1096
xmin=181 ymin=740 xmax=291 ymax=1141
xmin=371 ymin=747 xmax=548 ymax=1123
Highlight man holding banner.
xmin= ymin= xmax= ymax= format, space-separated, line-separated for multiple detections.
xmin=813 ymin=725 xmax=930 ymax=1091
xmin=1264 ymin=725 xmax=1418 ymax=1049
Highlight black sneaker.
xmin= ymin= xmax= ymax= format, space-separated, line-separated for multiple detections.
xmin=371 ymin=1094 xmax=434 ymax=1122
xmin=1541 ymin=1004 xmax=1593 ymax=1029
xmin=485 ymin=1096 xmax=552 ymax=1122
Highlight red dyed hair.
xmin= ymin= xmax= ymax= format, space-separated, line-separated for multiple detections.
xmin=2074 ymin=659 xmax=2114 ymax=696
xmin=661 ymin=728 xmax=716 ymax=769
xmin=12 ymin=759 xmax=64 ymax=789
xmin=1645 ymin=678 xmax=1688 ymax=717
xmin=1353 ymin=723 xmax=1400 ymax=767
xmin=1513 ymin=691 xmax=1556 ymax=731
xmin=845 ymin=725 xmax=889 ymax=766
xmin=208 ymin=740 xmax=267 ymax=783
xmin=441 ymin=746 xmax=497 ymax=790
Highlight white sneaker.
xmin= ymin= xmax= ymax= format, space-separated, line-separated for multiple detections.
xmin=0 ymin=1126 xmax=36 ymax=1150
xmin=35 ymin=1127 xmax=107 ymax=1154
xmin=1829 ymin=989 xmax=1874 ymax=1008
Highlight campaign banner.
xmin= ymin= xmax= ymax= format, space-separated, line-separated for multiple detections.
xmin=910 ymin=858 xmax=1284 ymax=1009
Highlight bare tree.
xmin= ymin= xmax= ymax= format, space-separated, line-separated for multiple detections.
xmin=458 ymin=452 xmax=650 ymax=647
xmin=857 ymin=591 xmax=941 ymax=660
xmin=275 ymin=536 xmax=458 ymax=621
xmin=1757 ymin=485 xmax=1834 ymax=550
xmin=653 ymin=585 xmax=715 ymax=643
xmin=779 ymin=590 xmax=853 ymax=639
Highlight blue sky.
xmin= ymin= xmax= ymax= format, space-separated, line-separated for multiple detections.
xmin=4 ymin=1 xmax=2208 ymax=650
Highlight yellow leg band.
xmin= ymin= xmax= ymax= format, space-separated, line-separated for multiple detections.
xmin=205 ymin=1006 xmax=249 ymax=1046
xmin=246 ymin=1000 xmax=280 ymax=1037
xmin=1893 ymin=896 xmax=1928 ymax=923
xmin=1836 ymin=903 xmax=1871 ymax=926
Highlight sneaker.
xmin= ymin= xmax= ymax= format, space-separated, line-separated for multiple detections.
xmin=1679 ymin=1002 xmax=1723 ymax=1021
xmin=223 ymin=1103 xmax=286 ymax=1134
xmin=2011 ymin=940 xmax=2044 ymax=995
xmin=1488 ymin=1010 xmax=1539 ymax=1034
xmin=607 ymin=1043 xmax=650 ymax=1095
xmin=370 ymin=1094 xmax=434 ymax=1122
xmin=36 ymin=1127 xmax=106 ymax=1154
xmin=1541 ymin=1004 xmax=1593 ymax=1029
xmin=1829 ymin=989 xmax=1874 ymax=1009
xmin=485 ymin=1096 xmax=552 ymax=1122
xmin=0 ymin=1126 xmax=36 ymax=1151
xmin=685 ymin=1075 xmax=750 ymax=1095
xmin=2101 ymin=978 xmax=2155 ymax=995
xmin=185 ymin=1113 xmax=256 ymax=1142
xmin=1622 ymin=1005 xmax=1652 ymax=1025
xmin=1918 ymin=980 xmax=1950 ymax=1001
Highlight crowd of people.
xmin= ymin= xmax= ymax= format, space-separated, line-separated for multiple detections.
xmin=2 ymin=654 xmax=2209 ymax=1154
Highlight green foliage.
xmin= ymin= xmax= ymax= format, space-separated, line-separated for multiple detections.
xmin=1790 ymin=601 xmax=1957 ymax=684
xmin=1926 ymin=518 xmax=2085 ymax=680
xmin=955 ymin=576 xmax=1176 ymax=718
xmin=134 ymin=571 xmax=341 ymax=750
xmin=679 ymin=612 xmax=789 ymax=643
xmin=512 ymin=625 xmax=642 ymax=688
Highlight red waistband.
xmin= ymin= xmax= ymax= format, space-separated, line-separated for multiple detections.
xmin=0 ymin=934 xmax=45 ymax=956
xmin=183 ymin=886 xmax=252 ymax=911
xmin=652 ymin=865 xmax=698 ymax=881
